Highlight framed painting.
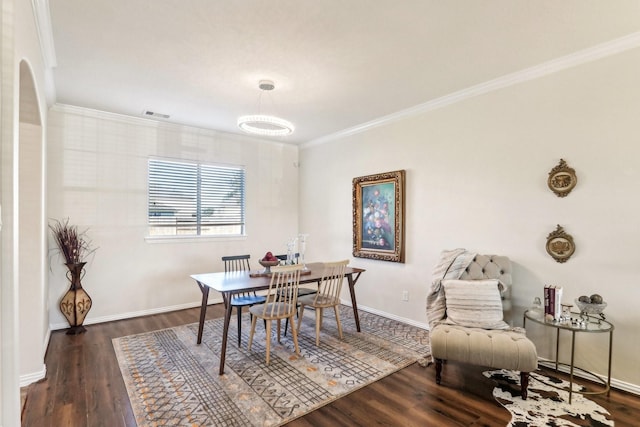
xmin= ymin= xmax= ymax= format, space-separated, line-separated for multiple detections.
xmin=352 ymin=170 xmax=405 ymax=263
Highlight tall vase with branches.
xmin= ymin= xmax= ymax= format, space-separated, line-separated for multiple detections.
xmin=50 ymin=218 xmax=96 ymax=334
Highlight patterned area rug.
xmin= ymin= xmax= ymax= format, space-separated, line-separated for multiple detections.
xmin=113 ymin=305 xmax=430 ymax=426
xmin=484 ymin=369 xmax=614 ymax=427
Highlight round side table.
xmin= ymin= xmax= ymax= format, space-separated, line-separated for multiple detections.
xmin=523 ymin=310 xmax=613 ymax=404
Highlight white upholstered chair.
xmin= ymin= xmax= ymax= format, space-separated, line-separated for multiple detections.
xmin=427 ymin=251 xmax=537 ymax=399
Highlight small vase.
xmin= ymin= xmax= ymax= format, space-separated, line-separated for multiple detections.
xmin=59 ymin=262 xmax=92 ymax=334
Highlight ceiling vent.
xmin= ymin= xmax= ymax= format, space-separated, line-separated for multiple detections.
xmin=143 ymin=110 xmax=170 ymax=119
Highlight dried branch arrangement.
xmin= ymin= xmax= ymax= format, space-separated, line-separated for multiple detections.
xmin=49 ymin=218 xmax=96 ymax=264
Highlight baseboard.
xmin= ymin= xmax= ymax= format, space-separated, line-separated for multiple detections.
xmin=50 ymin=298 xmax=224 ymax=331
xmin=340 ymin=299 xmax=430 ymax=330
xmin=19 ymin=364 xmax=46 ymax=387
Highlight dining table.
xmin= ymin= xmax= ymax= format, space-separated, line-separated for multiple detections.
xmin=191 ymin=262 xmax=366 ymax=375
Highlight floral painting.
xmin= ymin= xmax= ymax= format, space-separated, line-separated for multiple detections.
xmin=352 ymin=170 xmax=405 ymax=263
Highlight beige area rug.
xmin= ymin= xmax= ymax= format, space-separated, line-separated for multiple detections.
xmin=113 ymin=305 xmax=430 ymax=426
xmin=484 ymin=369 xmax=614 ymax=426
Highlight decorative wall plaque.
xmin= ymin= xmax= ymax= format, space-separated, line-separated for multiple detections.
xmin=547 ymin=159 xmax=577 ymax=197
xmin=546 ymin=224 xmax=575 ymax=263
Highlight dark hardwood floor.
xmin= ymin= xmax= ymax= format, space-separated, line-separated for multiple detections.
xmin=22 ymin=305 xmax=640 ymax=426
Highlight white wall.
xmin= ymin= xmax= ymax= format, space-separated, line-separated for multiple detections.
xmin=47 ymin=106 xmax=299 ymax=326
xmin=18 ymin=119 xmax=46 ymax=383
xmin=299 ymin=47 xmax=640 ymax=391
xmin=2 ymin=0 xmax=50 ymax=425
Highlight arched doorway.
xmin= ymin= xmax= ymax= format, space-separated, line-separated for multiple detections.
xmin=18 ymin=60 xmax=47 ymax=383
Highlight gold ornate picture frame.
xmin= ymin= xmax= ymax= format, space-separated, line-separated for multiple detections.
xmin=546 ymin=224 xmax=575 ymax=263
xmin=352 ymin=170 xmax=405 ymax=263
xmin=548 ymin=159 xmax=577 ymax=197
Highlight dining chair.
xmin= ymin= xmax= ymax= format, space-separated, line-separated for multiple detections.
xmin=296 ymin=259 xmax=349 ymax=346
xmin=247 ymin=264 xmax=303 ymax=365
xmin=275 ymin=252 xmax=317 ymax=336
xmin=222 ymin=254 xmax=267 ymax=347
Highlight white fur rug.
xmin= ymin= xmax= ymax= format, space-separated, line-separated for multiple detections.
xmin=484 ymin=369 xmax=614 ymax=426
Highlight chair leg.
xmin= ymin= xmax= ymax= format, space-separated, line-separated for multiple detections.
xmin=247 ymin=314 xmax=258 ymax=351
xmin=315 ymin=308 xmax=322 ymax=346
xmin=284 ymin=304 xmax=301 ymax=337
xmin=236 ymin=306 xmax=242 ymax=347
xmin=289 ymin=315 xmax=300 ymax=356
xmin=333 ymin=305 xmax=343 ymax=339
xmin=296 ymin=303 xmax=305 ymax=334
xmin=276 ymin=319 xmax=282 ymax=343
xmin=435 ymin=358 xmax=443 ymax=384
xmin=265 ymin=320 xmax=272 ymax=365
xmin=520 ymin=372 xmax=529 ymax=400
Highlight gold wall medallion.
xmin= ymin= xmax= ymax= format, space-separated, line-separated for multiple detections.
xmin=546 ymin=224 xmax=575 ymax=263
xmin=548 ymin=159 xmax=577 ymax=197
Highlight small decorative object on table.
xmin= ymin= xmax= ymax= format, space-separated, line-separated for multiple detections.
xmin=259 ymin=251 xmax=280 ymax=274
xmin=49 ymin=218 xmax=97 ymax=334
xmin=575 ymin=293 xmax=607 ymax=323
xmin=285 ymin=237 xmax=297 ymax=265
xmin=560 ymin=303 xmax=572 ymax=322
xmin=298 ymin=233 xmax=310 ymax=271
xmin=528 ymin=297 xmax=544 ymax=319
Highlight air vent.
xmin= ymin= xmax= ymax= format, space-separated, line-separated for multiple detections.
xmin=143 ymin=110 xmax=170 ymax=119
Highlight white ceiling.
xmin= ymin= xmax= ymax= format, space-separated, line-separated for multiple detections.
xmin=46 ymin=1 xmax=640 ymax=144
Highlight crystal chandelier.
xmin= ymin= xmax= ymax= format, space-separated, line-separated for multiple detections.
xmin=237 ymin=80 xmax=294 ymax=136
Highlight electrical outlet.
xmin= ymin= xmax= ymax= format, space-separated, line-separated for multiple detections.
xmin=402 ymin=290 xmax=409 ymax=301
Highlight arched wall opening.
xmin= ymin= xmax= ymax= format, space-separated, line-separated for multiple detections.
xmin=18 ymin=59 xmax=47 ymax=384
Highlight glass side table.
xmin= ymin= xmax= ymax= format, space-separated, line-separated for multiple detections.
xmin=523 ymin=310 xmax=614 ymax=404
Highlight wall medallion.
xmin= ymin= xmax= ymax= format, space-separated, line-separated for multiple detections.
xmin=546 ymin=224 xmax=575 ymax=263
xmin=547 ymin=159 xmax=577 ymax=197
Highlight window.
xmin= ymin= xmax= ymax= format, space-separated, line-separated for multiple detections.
xmin=148 ymin=158 xmax=246 ymax=237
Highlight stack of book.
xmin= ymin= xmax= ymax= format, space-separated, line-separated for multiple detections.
xmin=544 ymin=285 xmax=563 ymax=321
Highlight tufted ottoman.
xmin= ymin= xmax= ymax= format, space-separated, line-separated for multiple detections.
xmin=430 ymin=324 xmax=538 ymax=398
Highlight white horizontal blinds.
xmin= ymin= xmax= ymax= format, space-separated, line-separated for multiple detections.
xmin=148 ymin=158 xmax=245 ymax=236
xmin=199 ymin=164 xmax=245 ymax=230
xmin=148 ymin=159 xmax=198 ymax=231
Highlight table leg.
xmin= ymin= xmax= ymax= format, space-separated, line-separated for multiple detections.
xmin=607 ymin=330 xmax=613 ymax=396
xmin=347 ymin=272 xmax=363 ymax=332
xmin=569 ymin=331 xmax=576 ymax=404
xmin=555 ymin=328 xmax=560 ymax=371
xmin=219 ymin=292 xmax=233 ymax=375
xmin=196 ymin=282 xmax=209 ymax=345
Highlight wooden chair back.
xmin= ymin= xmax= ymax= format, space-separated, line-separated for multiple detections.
xmin=314 ymin=260 xmax=349 ymax=306
xmin=261 ymin=264 xmax=303 ymax=318
xmin=222 ymin=254 xmax=251 ymax=272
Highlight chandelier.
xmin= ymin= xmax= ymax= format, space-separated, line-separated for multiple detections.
xmin=237 ymin=80 xmax=294 ymax=136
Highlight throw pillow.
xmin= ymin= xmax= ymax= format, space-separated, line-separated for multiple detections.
xmin=442 ymin=279 xmax=510 ymax=329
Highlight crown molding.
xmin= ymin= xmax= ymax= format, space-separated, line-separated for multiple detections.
xmin=31 ymin=0 xmax=57 ymax=68
xmin=304 ymin=31 xmax=640 ymax=149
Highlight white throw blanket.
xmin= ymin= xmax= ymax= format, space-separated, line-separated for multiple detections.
xmin=426 ymin=248 xmax=477 ymax=331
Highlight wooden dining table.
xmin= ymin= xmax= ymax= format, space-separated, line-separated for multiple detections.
xmin=191 ymin=262 xmax=366 ymax=374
